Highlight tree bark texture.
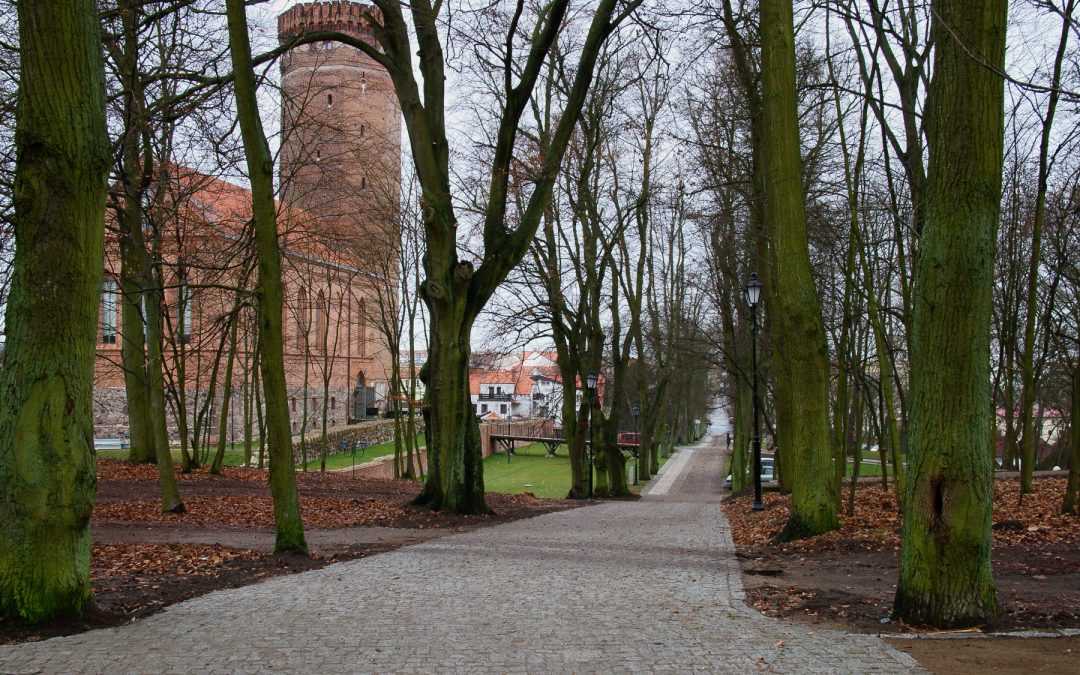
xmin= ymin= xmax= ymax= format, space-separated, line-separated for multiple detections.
xmin=116 ymin=0 xmax=155 ymax=465
xmin=1064 ymin=354 xmax=1079 ymax=514
xmin=0 ymin=0 xmax=108 ymax=622
xmin=226 ymin=0 xmax=307 ymax=553
xmin=894 ymin=0 xmax=1006 ymax=626
xmin=759 ymin=0 xmax=839 ymax=540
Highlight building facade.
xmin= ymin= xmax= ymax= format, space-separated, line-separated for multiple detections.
xmin=93 ymin=1 xmax=400 ymax=444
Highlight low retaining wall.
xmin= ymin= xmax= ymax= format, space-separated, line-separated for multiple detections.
xmin=293 ymin=417 xmax=423 ymax=464
xmin=351 ymin=451 xmax=429 ymax=479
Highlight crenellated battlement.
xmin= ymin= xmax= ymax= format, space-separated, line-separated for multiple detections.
xmin=277 ymin=1 xmax=380 ymax=42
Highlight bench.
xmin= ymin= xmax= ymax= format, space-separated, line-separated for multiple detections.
xmin=94 ymin=438 xmax=130 ymax=451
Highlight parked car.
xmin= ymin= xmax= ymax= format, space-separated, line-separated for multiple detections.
xmin=725 ymin=457 xmax=775 ymax=488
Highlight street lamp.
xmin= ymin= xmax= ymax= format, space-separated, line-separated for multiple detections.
xmin=631 ymin=403 xmax=640 ymax=486
xmin=744 ymin=272 xmax=764 ymax=512
xmin=586 ymin=371 xmax=598 ymax=502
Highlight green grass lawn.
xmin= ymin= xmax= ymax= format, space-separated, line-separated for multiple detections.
xmin=483 ymin=443 xmax=572 ymax=499
xmin=298 ymin=434 xmax=426 ymax=472
xmin=482 ymin=442 xmax=674 ymax=499
xmin=96 ymin=435 xmax=428 ymax=472
xmin=95 ymin=444 xmax=249 ymax=467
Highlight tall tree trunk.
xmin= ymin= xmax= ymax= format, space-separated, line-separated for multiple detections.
xmin=893 ymin=0 xmax=1006 ymax=626
xmin=760 ymin=0 xmax=838 ymax=540
xmin=1019 ymin=0 xmax=1074 ymax=497
xmin=225 ymin=0 xmax=307 ymax=554
xmin=115 ymin=0 xmax=157 ymax=465
xmin=0 ymin=0 xmax=107 ymax=622
xmin=1064 ymin=353 xmax=1080 ymax=514
xmin=211 ymin=310 xmax=241 ymax=474
xmin=413 ymin=317 xmax=490 ymax=513
xmin=144 ymin=265 xmax=184 ymax=513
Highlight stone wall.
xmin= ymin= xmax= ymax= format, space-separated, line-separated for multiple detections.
xmin=92 ymin=385 xmax=367 ymax=445
xmin=292 ymin=417 xmax=423 ymax=464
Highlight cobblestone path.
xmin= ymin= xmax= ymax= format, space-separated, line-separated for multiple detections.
xmin=0 ymin=419 xmax=922 ymax=673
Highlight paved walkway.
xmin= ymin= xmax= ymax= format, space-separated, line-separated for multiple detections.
xmin=0 ymin=420 xmax=922 ymax=673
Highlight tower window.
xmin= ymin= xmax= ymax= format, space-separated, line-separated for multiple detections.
xmin=315 ymin=149 xmax=320 ymax=163
xmin=327 ymin=93 xmax=333 ymax=109
xmin=360 ymin=75 xmax=367 ymax=94
xmin=360 ymin=176 xmax=366 ymax=189
xmin=359 ymin=124 xmax=365 ymax=137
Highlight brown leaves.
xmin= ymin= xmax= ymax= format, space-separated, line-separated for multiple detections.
xmin=724 ymin=478 xmax=1080 ymax=555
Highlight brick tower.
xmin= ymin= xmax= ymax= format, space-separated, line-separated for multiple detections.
xmin=277 ymin=1 xmax=401 ymax=235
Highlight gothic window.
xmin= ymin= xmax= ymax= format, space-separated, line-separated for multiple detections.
xmin=101 ymin=278 xmax=118 ymax=345
xmin=315 ymin=289 xmax=328 ymax=352
xmin=359 ymin=124 xmax=365 ymax=137
xmin=296 ymin=287 xmax=308 ymax=349
xmin=360 ymin=176 xmax=366 ymax=189
xmin=327 ymin=93 xmax=333 ymax=110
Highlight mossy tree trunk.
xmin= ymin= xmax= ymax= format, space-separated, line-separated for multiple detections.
xmin=211 ymin=305 xmax=242 ymax=475
xmin=225 ymin=0 xmax=307 ymax=553
xmin=760 ymin=0 xmax=838 ymax=540
xmin=893 ymin=0 xmax=1006 ymax=627
xmin=0 ymin=0 xmax=107 ymax=622
xmin=1064 ymin=350 xmax=1080 ymax=514
xmin=114 ymin=0 xmax=155 ymax=465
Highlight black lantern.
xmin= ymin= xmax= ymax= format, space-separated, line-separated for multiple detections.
xmin=585 ymin=372 xmax=598 ymax=501
xmin=745 ymin=273 xmax=764 ymax=512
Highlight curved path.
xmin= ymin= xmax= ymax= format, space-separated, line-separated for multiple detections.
xmin=1 ymin=415 xmax=921 ymax=673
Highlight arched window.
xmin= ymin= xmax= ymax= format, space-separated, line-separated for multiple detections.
xmin=101 ymin=278 xmax=118 ymax=345
xmin=296 ymin=287 xmax=308 ymax=349
xmin=327 ymin=93 xmax=333 ymax=110
xmin=315 ymin=289 xmax=328 ymax=352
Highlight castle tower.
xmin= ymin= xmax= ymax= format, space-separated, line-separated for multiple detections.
xmin=277 ymin=1 xmax=401 ymax=236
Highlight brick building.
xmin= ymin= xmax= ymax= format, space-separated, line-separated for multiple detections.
xmin=93 ymin=1 xmax=400 ymax=444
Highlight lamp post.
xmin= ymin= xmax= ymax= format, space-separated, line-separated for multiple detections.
xmin=631 ymin=403 xmax=640 ymax=486
xmin=586 ymin=371 xmax=598 ymax=502
xmin=745 ymin=272 xmax=764 ymax=512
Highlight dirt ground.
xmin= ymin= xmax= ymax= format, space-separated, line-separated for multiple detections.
xmin=0 ymin=459 xmax=576 ymax=645
xmin=725 ymin=475 xmax=1080 ymax=673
